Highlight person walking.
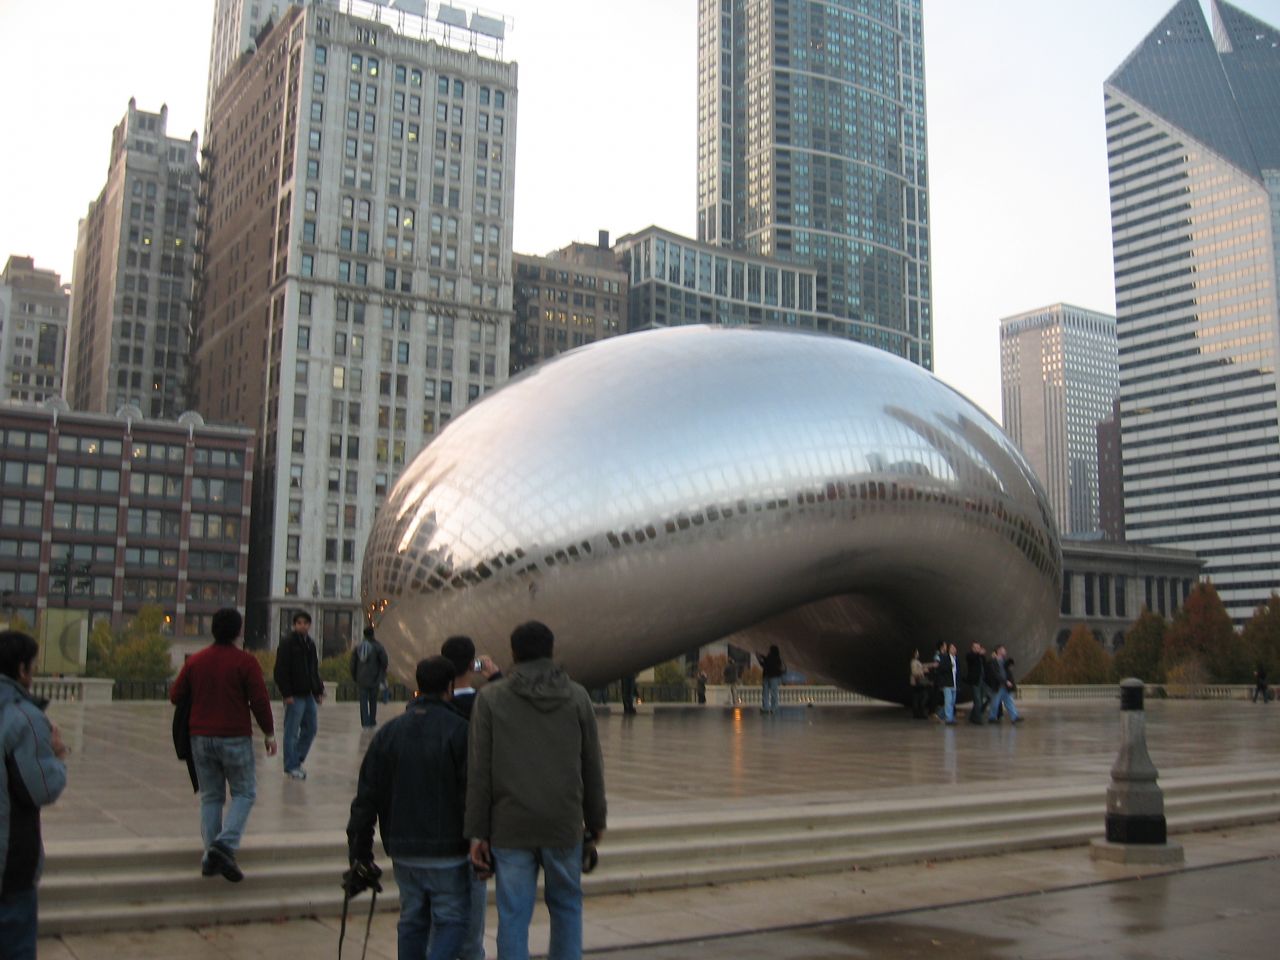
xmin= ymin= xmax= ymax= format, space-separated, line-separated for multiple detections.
xmin=908 ymin=649 xmax=929 ymax=719
xmin=1 ymin=630 xmax=68 ymax=959
xmin=986 ymin=645 xmax=1022 ymax=724
xmin=696 ymin=671 xmax=708 ymax=705
xmin=441 ymin=635 xmax=502 ymax=960
xmin=619 ymin=674 xmax=638 ymax=715
xmin=168 ymin=608 xmax=276 ymax=881
xmin=274 ymin=610 xmax=324 ymax=779
xmin=937 ymin=643 xmax=959 ymax=725
xmin=756 ymin=645 xmax=785 ymax=714
xmin=1252 ymin=662 xmax=1270 ymax=703
xmin=723 ymin=657 xmax=739 ymax=706
xmin=965 ymin=642 xmax=989 ymax=725
xmin=347 ymin=657 xmax=471 ymax=960
xmin=465 ymin=621 xmax=607 ymax=960
xmin=350 ymin=627 xmax=389 ymax=729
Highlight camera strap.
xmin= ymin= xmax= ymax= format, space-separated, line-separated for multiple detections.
xmin=337 ymin=885 xmax=378 ymax=960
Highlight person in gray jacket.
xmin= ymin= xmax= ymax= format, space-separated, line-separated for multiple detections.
xmin=350 ymin=627 xmax=389 ymax=729
xmin=464 ymin=621 xmax=606 ymax=960
xmin=1 ymin=630 xmax=69 ymax=960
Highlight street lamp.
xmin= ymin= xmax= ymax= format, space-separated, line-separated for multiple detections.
xmin=50 ymin=559 xmax=93 ymax=607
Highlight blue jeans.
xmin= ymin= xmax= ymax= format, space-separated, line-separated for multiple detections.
xmin=493 ymin=844 xmax=583 ymax=960
xmin=191 ymin=735 xmax=256 ymax=854
xmin=392 ymin=860 xmax=470 ymax=960
xmin=358 ymin=686 xmax=379 ymax=727
xmin=282 ymin=695 xmax=317 ymax=772
xmin=988 ymin=687 xmax=1020 ymax=722
xmin=762 ymin=677 xmax=781 ymax=713
xmin=462 ymin=870 xmax=488 ymax=960
xmin=0 ymin=887 xmax=37 ymax=960
xmin=941 ymin=687 xmax=956 ymax=723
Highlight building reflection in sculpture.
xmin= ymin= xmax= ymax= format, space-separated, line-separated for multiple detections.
xmin=362 ymin=326 xmax=1061 ymax=703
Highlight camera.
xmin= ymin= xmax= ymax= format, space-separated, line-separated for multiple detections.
xmin=473 ymin=657 xmax=484 ymax=672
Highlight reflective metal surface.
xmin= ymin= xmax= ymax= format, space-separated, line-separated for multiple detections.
xmin=362 ymin=325 xmax=1061 ymax=701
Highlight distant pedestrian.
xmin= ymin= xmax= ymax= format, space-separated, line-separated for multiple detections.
xmin=274 ymin=610 xmax=325 ymax=779
xmin=350 ymin=627 xmax=389 ymax=729
xmin=723 ymin=658 xmax=739 ymax=706
xmin=929 ymin=640 xmax=947 ymax=719
xmin=347 ymin=656 xmax=470 ymax=960
xmin=620 ymin=674 xmax=638 ymax=715
xmin=168 ymin=608 xmax=276 ymax=882
xmin=1253 ymin=663 xmax=1271 ymax=703
xmin=986 ymin=645 xmax=1022 ymax=724
xmin=937 ymin=643 xmax=959 ymax=725
xmin=441 ymin=634 xmax=503 ymax=960
xmin=965 ymin=642 xmax=989 ymax=725
xmin=465 ymin=621 xmax=607 ymax=960
xmin=1 ymin=630 xmax=69 ymax=958
xmin=696 ymin=671 xmax=708 ymax=705
xmin=909 ymin=649 xmax=929 ymax=719
xmin=756 ymin=645 xmax=784 ymax=714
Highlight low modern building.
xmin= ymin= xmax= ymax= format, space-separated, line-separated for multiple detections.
xmin=0 ymin=402 xmax=253 ymax=666
xmin=614 ymin=226 xmax=826 ymax=333
xmin=512 ymin=231 xmax=627 ymax=373
xmin=1057 ymin=539 xmax=1203 ymax=651
xmin=0 ymin=256 xmax=70 ymax=405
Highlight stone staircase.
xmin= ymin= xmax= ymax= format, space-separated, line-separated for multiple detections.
xmin=39 ymin=767 xmax=1280 ymax=935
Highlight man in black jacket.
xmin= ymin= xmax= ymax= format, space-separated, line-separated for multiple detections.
xmin=347 ymin=656 xmax=470 ymax=960
xmin=964 ymin=642 xmax=988 ymax=725
xmin=350 ymin=627 xmax=389 ymax=730
xmin=273 ymin=611 xmax=325 ymax=779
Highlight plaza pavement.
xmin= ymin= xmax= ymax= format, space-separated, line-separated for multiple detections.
xmin=35 ymin=696 xmax=1280 ymax=957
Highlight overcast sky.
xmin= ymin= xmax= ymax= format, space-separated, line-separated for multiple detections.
xmin=2 ymin=0 xmax=1275 ymax=422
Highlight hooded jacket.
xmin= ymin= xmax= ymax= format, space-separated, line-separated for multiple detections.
xmin=1 ymin=674 xmax=68 ymax=895
xmin=464 ymin=658 xmax=606 ymax=848
xmin=349 ymin=637 xmax=389 ymax=689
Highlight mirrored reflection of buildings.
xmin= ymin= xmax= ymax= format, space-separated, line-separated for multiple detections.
xmin=512 ymin=232 xmax=627 ymax=374
xmin=1106 ymin=0 xmax=1280 ymax=621
xmin=696 ymin=0 xmax=932 ymax=367
xmin=0 ymin=257 xmax=70 ymax=405
xmin=999 ymin=304 xmax=1118 ymax=539
xmin=66 ymin=101 xmax=200 ymax=420
xmin=0 ymin=404 xmax=253 ymax=667
xmin=193 ymin=1 xmax=516 ymax=652
xmin=1057 ymin=540 xmax=1203 ymax=652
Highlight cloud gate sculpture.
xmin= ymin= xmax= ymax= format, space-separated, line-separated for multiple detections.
xmin=363 ymin=326 xmax=1061 ymax=703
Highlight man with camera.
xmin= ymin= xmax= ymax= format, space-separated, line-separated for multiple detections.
xmin=465 ymin=621 xmax=606 ymax=960
xmin=346 ymin=656 xmax=471 ymax=959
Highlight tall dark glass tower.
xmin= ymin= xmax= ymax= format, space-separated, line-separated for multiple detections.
xmin=696 ymin=0 xmax=931 ymax=368
xmin=1105 ymin=0 xmax=1280 ymax=621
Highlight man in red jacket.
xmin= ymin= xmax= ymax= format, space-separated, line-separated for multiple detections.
xmin=169 ymin=608 xmax=276 ymax=881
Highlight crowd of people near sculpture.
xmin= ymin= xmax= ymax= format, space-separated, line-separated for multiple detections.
xmin=909 ymin=641 xmax=1023 ymax=726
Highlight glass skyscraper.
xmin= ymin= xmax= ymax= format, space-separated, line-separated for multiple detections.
xmin=1106 ymin=0 xmax=1280 ymax=620
xmin=696 ymin=0 xmax=931 ymax=368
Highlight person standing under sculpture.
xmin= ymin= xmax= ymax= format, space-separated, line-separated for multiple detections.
xmin=756 ymin=645 xmax=784 ymax=714
xmin=937 ymin=643 xmax=959 ymax=725
xmin=350 ymin=627 xmax=389 ymax=730
xmin=274 ymin=610 xmax=325 ymax=779
xmin=1253 ymin=662 xmax=1271 ymax=703
xmin=1 ymin=630 xmax=68 ymax=959
xmin=908 ymin=649 xmax=929 ymax=719
xmin=465 ymin=621 xmax=607 ymax=960
xmin=964 ymin=642 xmax=989 ymax=725
xmin=168 ymin=608 xmax=276 ymax=882
xmin=986 ymin=645 xmax=1022 ymax=724
xmin=723 ymin=657 xmax=739 ymax=706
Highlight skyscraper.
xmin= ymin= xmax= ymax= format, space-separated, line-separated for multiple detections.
xmin=66 ymin=101 xmax=200 ymax=419
xmin=195 ymin=1 xmax=516 ymax=649
xmin=205 ymin=0 xmax=287 ymax=129
xmin=0 ymin=256 xmax=70 ymax=405
xmin=1105 ymin=0 xmax=1280 ymax=620
xmin=999 ymin=304 xmax=1118 ymax=539
xmin=696 ymin=0 xmax=931 ymax=367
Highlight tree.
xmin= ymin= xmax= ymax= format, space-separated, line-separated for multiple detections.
xmin=84 ymin=605 xmax=173 ymax=682
xmin=1057 ymin=625 xmax=1113 ymax=684
xmin=1241 ymin=593 xmax=1280 ymax=683
xmin=1164 ymin=582 xmax=1246 ymax=682
xmin=1114 ymin=607 xmax=1167 ymax=684
xmin=651 ymin=659 xmax=687 ymax=685
xmin=1022 ymin=647 xmax=1061 ymax=685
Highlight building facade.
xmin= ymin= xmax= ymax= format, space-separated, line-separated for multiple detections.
xmin=205 ymin=0 xmax=287 ymax=130
xmin=67 ymin=101 xmax=200 ymax=419
xmin=1057 ymin=539 xmax=1203 ymax=652
xmin=1096 ymin=399 xmax=1123 ymax=542
xmin=194 ymin=1 xmax=516 ymax=652
xmin=0 ymin=257 xmax=70 ymax=405
xmin=999 ymin=304 xmax=1118 ymax=538
xmin=696 ymin=0 xmax=931 ymax=366
xmin=0 ymin=403 xmax=253 ymax=666
xmin=614 ymin=226 xmax=824 ymax=333
xmin=1105 ymin=0 xmax=1280 ymax=621
xmin=512 ymin=232 xmax=627 ymax=374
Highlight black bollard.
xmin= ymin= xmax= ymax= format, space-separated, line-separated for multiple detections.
xmin=1090 ymin=678 xmax=1184 ymax=864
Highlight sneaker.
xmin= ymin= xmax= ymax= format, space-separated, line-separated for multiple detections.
xmin=285 ymin=767 xmax=307 ymax=780
xmin=206 ymin=842 xmax=244 ymax=883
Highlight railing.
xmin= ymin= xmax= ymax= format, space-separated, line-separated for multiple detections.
xmin=31 ymin=678 xmax=115 ymax=703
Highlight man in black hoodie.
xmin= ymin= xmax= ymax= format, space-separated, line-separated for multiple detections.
xmin=273 ymin=610 xmax=324 ymax=779
xmin=347 ymin=656 xmax=470 ymax=960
